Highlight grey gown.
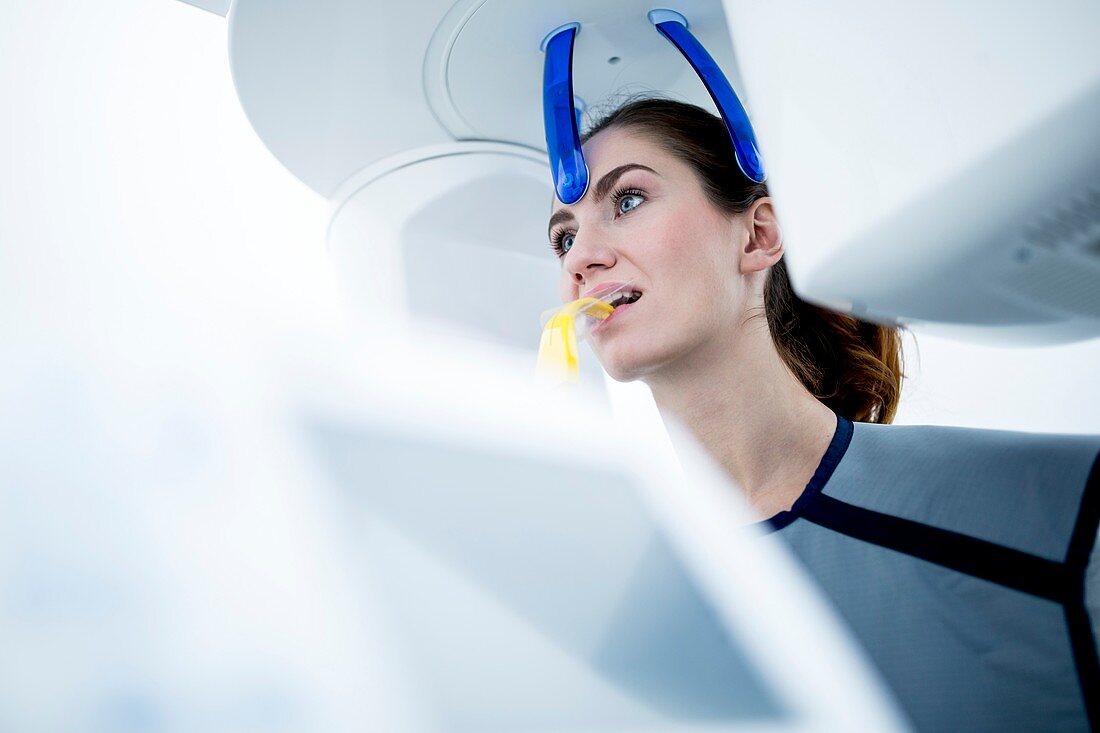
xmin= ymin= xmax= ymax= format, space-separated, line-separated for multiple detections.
xmin=757 ymin=415 xmax=1100 ymax=732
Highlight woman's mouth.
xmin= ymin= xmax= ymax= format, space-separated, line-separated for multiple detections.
xmin=607 ymin=289 xmax=642 ymax=308
xmin=593 ymin=290 xmax=642 ymax=335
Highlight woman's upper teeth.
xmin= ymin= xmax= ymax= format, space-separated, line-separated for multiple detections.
xmin=610 ymin=290 xmax=642 ymax=307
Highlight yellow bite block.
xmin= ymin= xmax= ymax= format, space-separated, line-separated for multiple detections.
xmin=536 ymin=297 xmax=615 ymax=383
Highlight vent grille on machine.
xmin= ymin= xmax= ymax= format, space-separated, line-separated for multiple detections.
xmin=1022 ymin=185 xmax=1100 ymax=255
xmin=1004 ymin=184 xmax=1100 ymax=318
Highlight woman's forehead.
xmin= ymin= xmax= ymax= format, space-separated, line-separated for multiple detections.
xmin=583 ymin=127 xmax=669 ymax=171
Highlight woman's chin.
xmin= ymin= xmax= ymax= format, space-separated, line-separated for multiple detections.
xmin=595 ymin=345 xmax=656 ymax=383
xmin=603 ymin=365 xmax=639 ymax=383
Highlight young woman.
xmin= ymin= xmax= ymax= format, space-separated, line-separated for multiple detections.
xmin=547 ymin=98 xmax=1100 ymax=732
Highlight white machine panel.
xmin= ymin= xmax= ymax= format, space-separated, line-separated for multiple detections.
xmin=724 ymin=0 xmax=1100 ymax=342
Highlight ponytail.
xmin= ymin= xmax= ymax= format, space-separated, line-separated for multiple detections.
xmin=765 ymin=258 xmax=903 ymax=423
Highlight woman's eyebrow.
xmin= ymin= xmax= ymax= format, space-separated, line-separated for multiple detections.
xmin=547 ymin=208 xmax=575 ymax=238
xmin=546 ymin=163 xmax=659 ymax=237
xmin=592 ymin=163 xmax=658 ymax=201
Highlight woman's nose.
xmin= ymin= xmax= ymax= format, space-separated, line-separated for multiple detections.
xmin=564 ymin=233 xmax=616 ymax=285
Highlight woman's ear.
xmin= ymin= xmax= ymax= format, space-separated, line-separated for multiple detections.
xmin=740 ymin=197 xmax=784 ymax=274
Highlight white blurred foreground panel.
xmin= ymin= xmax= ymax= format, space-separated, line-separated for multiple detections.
xmin=304 ymin=330 xmax=912 ymax=732
xmin=0 ymin=320 xmax=911 ymax=732
xmin=0 ymin=345 xmax=412 ymax=732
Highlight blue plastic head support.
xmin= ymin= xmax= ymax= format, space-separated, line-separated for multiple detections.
xmin=648 ymin=9 xmax=766 ymax=183
xmin=541 ymin=23 xmax=589 ymax=205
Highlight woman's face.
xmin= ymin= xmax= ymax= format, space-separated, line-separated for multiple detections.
xmin=548 ymin=127 xmax=760 ymax=382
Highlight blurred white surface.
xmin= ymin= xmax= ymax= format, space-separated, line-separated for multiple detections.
xmin=896 ymin=327 xmax=1100 ymax=434
xmin=0 ymin=2 xmax=387 ymax=730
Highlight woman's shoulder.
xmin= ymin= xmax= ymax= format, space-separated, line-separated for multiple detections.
xmin=823 ymin=419 xmax=1100 ymax=559
xmin=852 ymin=418 xmax=1100 ymax=456
xmin=846 ymin=419 xmax=1100 ymax=478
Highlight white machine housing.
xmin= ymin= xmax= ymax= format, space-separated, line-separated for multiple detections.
xmin=724 ymin=1 xmax=1100 ymax=343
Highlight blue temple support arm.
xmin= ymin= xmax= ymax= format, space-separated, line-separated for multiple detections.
xmin=541 ymin=23 xmax=589 ymax=204
xmin=649 ymin=9 xmax=766 ymax=183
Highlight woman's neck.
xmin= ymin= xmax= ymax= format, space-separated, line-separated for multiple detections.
xmin=646 ymin=321 xmax=838 ymax=521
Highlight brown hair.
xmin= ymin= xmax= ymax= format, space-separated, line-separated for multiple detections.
xmin=582 ymin=98 xmax=904 ymax=423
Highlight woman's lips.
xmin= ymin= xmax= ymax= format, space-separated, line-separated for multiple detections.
xmin=583 ymin=282 xmax=631 ymax=300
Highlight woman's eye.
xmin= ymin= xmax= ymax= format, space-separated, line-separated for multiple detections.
xmin=617 ymin=194 xmax=644 ymax=216
xmin=551 ymin=232 xmax=575 ymax=257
